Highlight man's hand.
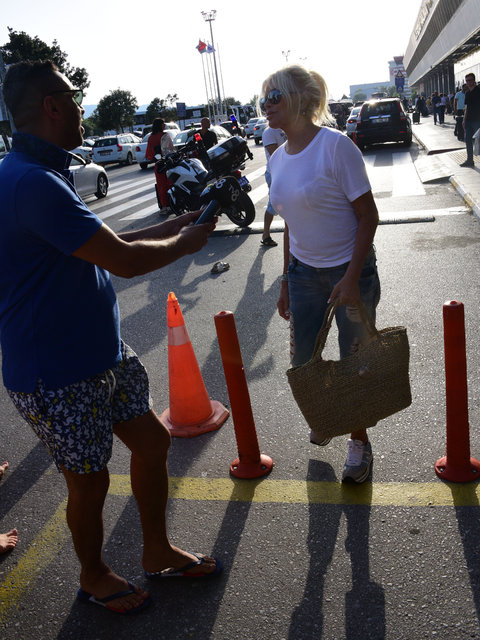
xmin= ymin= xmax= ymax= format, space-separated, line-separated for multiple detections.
xmin=177 ymin=220 xmax=217 ymax=255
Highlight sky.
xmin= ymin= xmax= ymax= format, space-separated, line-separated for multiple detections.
xmin=1 ymin=0 xmax=422 ymax=109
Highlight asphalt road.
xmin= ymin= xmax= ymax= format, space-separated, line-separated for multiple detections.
xmin=1 ymin=138 xmax=480 ymax=640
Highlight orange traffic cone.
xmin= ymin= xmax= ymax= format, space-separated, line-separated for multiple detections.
xmin=160 ymin=292 xmax=229 ymax=437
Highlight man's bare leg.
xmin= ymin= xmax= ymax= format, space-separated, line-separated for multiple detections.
xmin=114 ymin=410 xmax=218 ymax=575
xmin=62 ymin=466 xmax=149 ymax=611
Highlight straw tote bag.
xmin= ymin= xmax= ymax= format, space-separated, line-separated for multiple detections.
xmin=286 ymin=300 xmax=412 ymax=440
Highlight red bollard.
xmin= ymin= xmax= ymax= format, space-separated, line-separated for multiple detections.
xmin=435 ymin=301 xmax=480 ymax=482
xmin=214 ymin=310 xmax=273 ymax=479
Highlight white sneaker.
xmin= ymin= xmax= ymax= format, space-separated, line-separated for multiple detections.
xmin=342 ymin=439 xmax=373 ymax=483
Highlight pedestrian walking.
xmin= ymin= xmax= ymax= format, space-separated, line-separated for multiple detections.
xmin=0 ymin=60 xmax=221 ymax=616
xmin=454 ymin=85 xmax=467 ymax=141
xmin=145 ymin=117 xmax=175 ymax=213
xmin=461 ymin=73 xmax=480 ymax=168
xmin=260 ymin=65 xmax=380 ymax=483
xmin=431 ymin=92 xmax=441 ymax=124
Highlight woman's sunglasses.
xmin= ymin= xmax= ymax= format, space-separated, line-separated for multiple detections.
xmin=260 ymin=89 xmax=284 ymax=112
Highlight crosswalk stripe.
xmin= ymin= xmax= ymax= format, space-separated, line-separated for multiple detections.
xmin=392 ymin=152 xmax=426 ymax=197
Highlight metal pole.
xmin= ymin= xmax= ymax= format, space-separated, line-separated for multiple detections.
xmin=202 ymin=11 xmax=223 ymax=120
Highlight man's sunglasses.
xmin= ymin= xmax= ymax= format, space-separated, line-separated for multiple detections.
xmin=260 ymin=89 xmax=284 ymax=112
xmin=46 ymin=89 xmax=84 ymax=106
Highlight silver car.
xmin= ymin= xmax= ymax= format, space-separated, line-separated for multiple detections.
xmin=244 ymin=117 xmax=260 ymax=138
xmin=70 ymin=155 xmax=109 ymax=199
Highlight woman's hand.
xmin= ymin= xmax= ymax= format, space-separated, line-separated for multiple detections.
xmin=329 ymin=273 xmax=360 ymax=307
xmin=277 ymin=282 xmax=290 ymax=320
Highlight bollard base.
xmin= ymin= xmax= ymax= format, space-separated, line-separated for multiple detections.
xmin=230 ymin=453 xmax=274 ymax=479
xmin=435 ymin=455 xmax=480 ymax=482
xmin=162 ymin=400 xmax=229 ymax=438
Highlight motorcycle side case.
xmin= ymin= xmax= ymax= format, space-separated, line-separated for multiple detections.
xmin=207 ymin=135 xmax=248 ymax=174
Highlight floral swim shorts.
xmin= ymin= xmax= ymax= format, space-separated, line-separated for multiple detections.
xmin=7 ymin=342 xmax=153 ymax=474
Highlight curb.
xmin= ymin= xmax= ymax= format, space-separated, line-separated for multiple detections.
xmin=450 ymin=176 xmax=480 ymax=223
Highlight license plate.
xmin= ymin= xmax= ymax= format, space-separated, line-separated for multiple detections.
xmin=374 ymin=116 xmax=389 ymax=124
xmin=238 ymin=176 xmax=249 ymax=187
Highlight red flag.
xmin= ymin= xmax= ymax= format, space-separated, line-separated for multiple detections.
xmin=196 ymin=40 xmax=207 ymax=54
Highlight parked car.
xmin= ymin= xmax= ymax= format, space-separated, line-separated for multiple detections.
xmin=219 ymin=121 xmax=246 ymax=138
xmin=172 ymin=125 xmax=231 ymax=150
xmin=345 ymin=106 xmax=362 ymax=139
xmin=253 ymin=117 xmax=268 ymax=145
xmin=354 ymin=98 xmax=412 ymax=151
xmin=70 ymin=156 xmax=109 ymax=199
xmin=135 ymin=130 xmax=177 ymax=169
xmin=244 ymin=117 xmax=260 ymax=138
xmin=92 ymin=134 xmax=139 ymax=166
xmin=72 ymin=138 xmax=94 ymax=160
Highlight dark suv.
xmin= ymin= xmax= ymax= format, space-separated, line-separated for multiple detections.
xmin=354 ymin=98 xmax=412 ymax=151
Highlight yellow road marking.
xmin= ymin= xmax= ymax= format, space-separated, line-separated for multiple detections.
xmin=0 ymin=499 xmax=69 ymax=620
xmin=1 ymin=476 xmax=479 ymax=623
xmin=109 ymin=475 xmax=480 ymax=507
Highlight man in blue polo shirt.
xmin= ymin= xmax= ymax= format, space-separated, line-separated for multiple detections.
xmin=0 ymin=60 xmax=222 ymax=615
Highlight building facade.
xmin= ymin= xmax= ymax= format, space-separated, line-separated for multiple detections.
xmin=404 ymin=0 xmax=480 ymax=96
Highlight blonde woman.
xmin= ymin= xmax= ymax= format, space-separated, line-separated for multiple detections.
xmin=261 ymin=65 xmax=381 ymax=483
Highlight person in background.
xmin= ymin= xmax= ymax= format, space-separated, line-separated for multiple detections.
xmin=261 ymin=65 xmax=380 ymax=483
xmin=145 ymin=117 xmax=175 ymax=213
xmin=260 ymin=125 xmax=287 ymax=247
xmin=0 ymin=461 xmax=18 ymax=555
xmin=0 ymin=60 xmax=221 ymax=616
xmin=461 ymin=73 xmax=480 ymax=168
xmin=199 ymin=117 xmax=217 ymax=150
xmin=454 ymin=85 xmax=467 ymax=142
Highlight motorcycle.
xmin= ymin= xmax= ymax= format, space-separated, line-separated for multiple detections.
xmin=155 ymin=133 xmax=256 ymax=228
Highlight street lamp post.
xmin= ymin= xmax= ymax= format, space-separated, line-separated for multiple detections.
xmin=202 ymin=10 xmax=223 ymax=121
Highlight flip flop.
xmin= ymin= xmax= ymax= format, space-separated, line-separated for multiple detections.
xmin=76 ymin=581 xmax=152 ymax=615
xmin=260 ymin=237 xmax=278 ymax=247
xmin=144 ymin=553 xmax=223 ymax=580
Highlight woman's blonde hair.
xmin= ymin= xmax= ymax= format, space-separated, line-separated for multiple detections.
xmin=260 ymin=65 xmax=333 ymax=125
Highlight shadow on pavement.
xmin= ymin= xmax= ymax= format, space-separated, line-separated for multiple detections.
xmin=288 ymin=460 xmax=385 ymax=640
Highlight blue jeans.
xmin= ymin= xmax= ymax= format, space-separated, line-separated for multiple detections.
xmin=465 ymin=119 xmax=480 ymax=163
xmin=288 ymin=246 xmax=381 ymax=367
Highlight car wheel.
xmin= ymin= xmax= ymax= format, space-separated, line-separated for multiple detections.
xmin=403 ymin=136 xmax=412 ymax=147
xmin=140 ymin=162 xmax=148 ymax=170
xmin=254 ymin=138 xmax=260 ymax=145
xmin=95 ymin=174 xmax=108 ymax=199
xmin=125 ymin=152 xmax=133 ymax=165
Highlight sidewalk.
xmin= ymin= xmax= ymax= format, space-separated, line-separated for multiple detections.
xmin=412 ymin=113 xmax=480 ymax=220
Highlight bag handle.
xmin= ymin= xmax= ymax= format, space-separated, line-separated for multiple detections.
xmin=310 ymin=299 xmax=379 ymax=362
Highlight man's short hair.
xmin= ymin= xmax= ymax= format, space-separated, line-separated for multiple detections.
xmin=466 ymin=73 xmax=476 ymax=82
xmin=3 ymin=59 xmax=59 ymax=123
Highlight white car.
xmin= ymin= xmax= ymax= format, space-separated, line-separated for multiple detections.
xmin=70 ymin=155 xmax=109 ymax=199
xmin=92 ymin=134 xmax=140 ymax=166
xmin=346 ymin=106 xmax=362 ymax=138
xmin=253 ymin=117 xmax=268 ymax=145
xmin=72 ymin=138 xmax=94 ymax=160
xmin=244 ymin=117 xmax=260 ymax=138
xmin=135 ymin=130 xmax=177 ymax=170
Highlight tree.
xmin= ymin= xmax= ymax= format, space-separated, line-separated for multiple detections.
xmin=145 ymin=98 xmax=164 ymax=123
xmin=1 ymin=27 xmax=89 ymax=91
xmin=353 ymin=91 xmax=367 ymax=102
xmin=94 ymin=89 xmax=138 ymax=133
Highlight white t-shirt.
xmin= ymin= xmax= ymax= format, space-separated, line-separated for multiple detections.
xmin=269 ymin=127 xmax=371 ymax=268
xmin=262 ymin=127 xmax=287 ymax=168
